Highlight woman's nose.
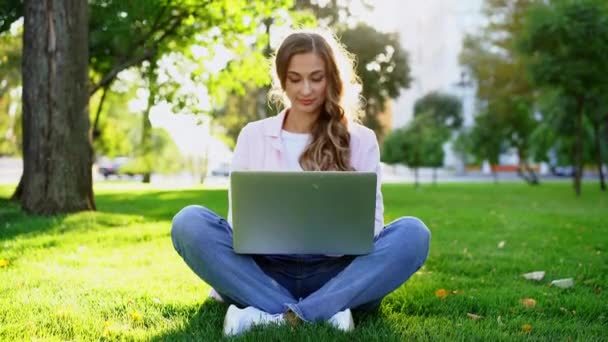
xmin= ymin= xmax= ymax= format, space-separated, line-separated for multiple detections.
xmin=301 ymin=80 xmax=312 ymax=95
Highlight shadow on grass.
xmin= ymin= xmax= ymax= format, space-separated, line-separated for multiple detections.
xmin=152 ymin=300 xmax=404 ymax=341
xmin=95 ymin=188 xmax=229 ymax=222
xmin=0 ymin=188 xmax=229 ymax=240
xmin=0 ymin=197 xmax=70 ymax=240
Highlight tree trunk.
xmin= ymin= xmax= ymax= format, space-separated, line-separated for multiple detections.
xmin=593 ymin=121 xmax=606 ymax=191
xmin=13 ymin=0 xmax=94 ymax=214
xmin=573 ymin=96 xmax=584 ymax=196
xmin=492 ymin=170 xmax=498 ymax=184
xmin=414 ymin=167 xmax=419 ymax=188
xmin=141 ymin=98 xmax=152 ymax=184
xmin=432 ymin=167 xmax=437 ymax=185
xmin=91 ymin=84 xmax=109 ymax=142
xmin=515 ymin=148 xmax=539 ymax=185
xmin=141 ymin=64 xmax=156 ymax=184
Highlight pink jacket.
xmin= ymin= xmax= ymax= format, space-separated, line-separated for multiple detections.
xmin=229 ymin=109 xmax=385 ymax=236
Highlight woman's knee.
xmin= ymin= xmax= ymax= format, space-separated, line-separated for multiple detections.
xmin=171 ymin=205 xmax=214 ymax=244
xmin=390 ymin=216 xmax=431 ymax=259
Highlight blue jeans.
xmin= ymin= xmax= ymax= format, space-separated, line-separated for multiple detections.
xmin=171 ymin=205 xmax=430 ymax=322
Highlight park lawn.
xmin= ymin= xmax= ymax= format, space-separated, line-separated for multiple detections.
xmin=0 ymin=182 xmax=606 ymax=341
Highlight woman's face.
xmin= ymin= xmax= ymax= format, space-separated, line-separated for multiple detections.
xmin=284 ymin=52 xmax=327 ymax=116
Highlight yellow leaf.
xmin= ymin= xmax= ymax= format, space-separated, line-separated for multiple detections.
xmin=520 ymin=298 xmax=537 ymax=308
xmin=131 ymin=310 xmax=142 ymax=322
xmin=0 ymin=259 xmax=10 ymax=267
xmin=435 ymin=289 xmax=448 ymax=299
xmin=522 ymin=323 xmax=532 ymax=333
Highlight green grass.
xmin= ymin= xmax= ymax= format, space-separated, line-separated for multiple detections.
xmin=0 ymin=182 xmax=606 ymax=341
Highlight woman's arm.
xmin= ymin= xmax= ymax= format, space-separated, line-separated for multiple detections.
xmin=367 ymin=139 xmax=385 ymax=237
xmin=228 ymin=124 xmax=253 ymax=225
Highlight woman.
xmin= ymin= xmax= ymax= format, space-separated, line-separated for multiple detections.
xmin=171 ymin=30 xmax=431 ymax=336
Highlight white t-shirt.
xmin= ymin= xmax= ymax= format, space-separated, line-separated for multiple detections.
xmin=281 ymin=129 xmax=311 ymax=170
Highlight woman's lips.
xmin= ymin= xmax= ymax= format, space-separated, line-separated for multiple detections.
xmin=299 ymin=99 xmax=314 ymax=105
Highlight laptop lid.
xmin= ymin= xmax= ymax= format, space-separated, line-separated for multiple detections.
xmin=230 ymin=171 xmax=377 ymax=255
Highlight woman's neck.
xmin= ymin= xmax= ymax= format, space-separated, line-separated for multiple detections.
xmin=282 ymin=109 xmax=320 ymax=133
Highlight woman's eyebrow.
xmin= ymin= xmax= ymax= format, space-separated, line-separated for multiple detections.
xmin=287 ymin=70 xmax=325 ymax=76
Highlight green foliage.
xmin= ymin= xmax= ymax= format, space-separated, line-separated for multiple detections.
xmin=518 ymin=0 xmax=608 ymax=98
xmin=88 ymin=0 xmax=291 ymax=100
xmin=382 ymin=115 xmax=448 ymax=171
xmin=340 ymin=23 xmax=411 ymax=138
xmin=468 ymin=111 xmax=505 ymax=166
xmin=120 ymin=127 xmax=183 ymax=175
xmin=414 ymin=91 xmax=463 ymax=130
xmin=0 ymin=26 xmax=21 ymax=156
xmin=460 ymin=0 xmax=539 ymax=169
xmin=452 ymin=128 xmax=474 ymax=167
xmin=0 ymin=0 xmax=21 ymax=33
xmin=518 ymin=0 xmax=608 ymax=193
xmin=211 ymin=83 xmax=261 ymax=148
xmin=90 ymin=86 xmax=140 ymax=159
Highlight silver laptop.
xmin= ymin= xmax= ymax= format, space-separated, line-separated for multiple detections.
xmin=230 ymin=171 xmax=377 ymax=255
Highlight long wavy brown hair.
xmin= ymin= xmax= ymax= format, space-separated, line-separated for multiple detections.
xmin=270 ymin=30 xmax=362 ymax=171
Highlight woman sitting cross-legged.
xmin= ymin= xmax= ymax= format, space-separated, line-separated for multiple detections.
xmin=171 ymin=29 xmax=431 ymax=336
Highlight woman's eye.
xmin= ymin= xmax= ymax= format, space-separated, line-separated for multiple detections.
xmin=312 ymin=77 xmax=324 ymax=82
xmin=288 ymin=78 xmax=301 ymax=83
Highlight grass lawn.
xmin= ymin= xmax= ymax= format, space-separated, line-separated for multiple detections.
xmin=0 ymin=181 xmax=606 ymax=341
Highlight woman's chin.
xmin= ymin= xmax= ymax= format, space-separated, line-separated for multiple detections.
xmin=294 ymin=104 xmax=321 ymax=115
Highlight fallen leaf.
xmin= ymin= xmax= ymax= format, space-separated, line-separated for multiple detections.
xmin=0 ymin=259 xmax=9 ymax=267
xmin=520 ymin=298 xmax=537 ymax=308
xmin=435 ymin=289 xmax=448 ymax=299
xmin=522 ymin=271 xmax=545 ymax=281
xmin=498 ymin=240 xmax=506 ymax=249
xmin=522 ymin=323 xmax=532 ymax=333
xmin=551 ymin=278 xmax=574 ymax=288
xmin=467 ymin=313 xmax=482 ymax=320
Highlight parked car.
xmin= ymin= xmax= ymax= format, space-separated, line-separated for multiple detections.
xmin=97 ymin=156 xmax=132 ymax=179
xmin=210 ymin=162 xmax=231 ymax=177
xmin=550 ymin=165 xmax=575 ymax=177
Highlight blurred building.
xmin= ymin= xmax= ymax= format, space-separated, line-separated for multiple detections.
xmin=370 ymin=0 xmax=484 ymax=173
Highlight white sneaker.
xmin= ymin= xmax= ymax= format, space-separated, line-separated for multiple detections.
xmin=223 ymin=304 xmax=284 ymax=336
xmin=327 ymin=308 xmax=355 ymax=332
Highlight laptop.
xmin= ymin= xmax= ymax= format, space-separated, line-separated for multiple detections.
xmin=230 ymin=171 xmax=377 ymax=255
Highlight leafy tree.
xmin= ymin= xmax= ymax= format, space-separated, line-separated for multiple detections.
xmin=452 ymin=127 xmax=475 ymax=171
xmin=585 ymin=89 xmax=608 ymax=190
xmin=381 ymin=115 xmax=446 ymax=187
xmin=339 ymin=23 xmax=411 ymax=139
xmin=518 ymin=0 xmax=608 ymax=195
xmin=409 ymin=92 xmax=461 ymax=183
xmin=460 ymin=0 xmax=540 ymax=185
xmin=414 ymin=91 xmax=463 ymax=130
xmin=469 ymin=111 xmax=505 ymax=183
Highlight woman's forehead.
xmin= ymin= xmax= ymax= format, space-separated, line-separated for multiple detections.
xmin=287 ymin=52 xmax=326 ymax=74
